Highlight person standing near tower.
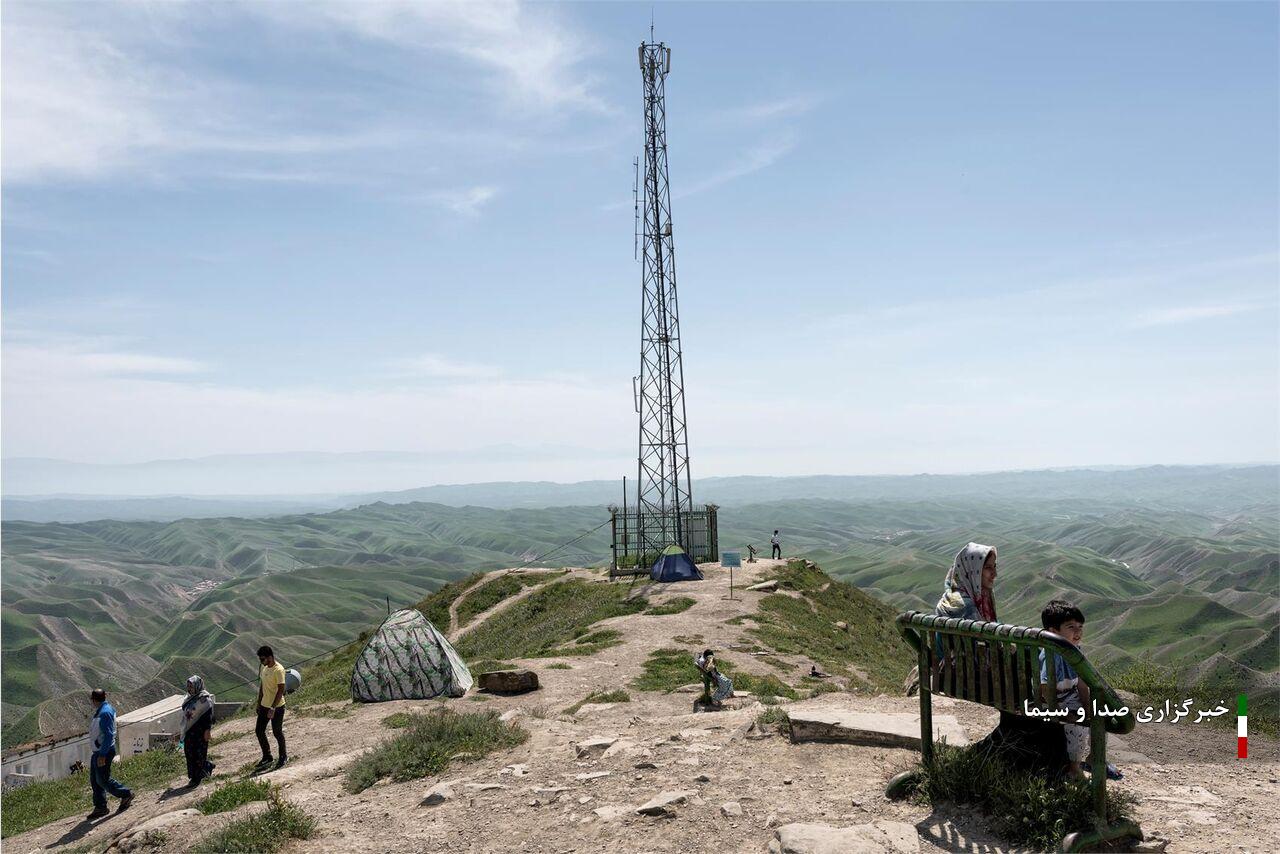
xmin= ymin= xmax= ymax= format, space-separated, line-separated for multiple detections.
xmin=771 ymin=530 xmax=782 ymax=559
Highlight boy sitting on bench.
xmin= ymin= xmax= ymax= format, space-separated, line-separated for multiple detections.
xmin=1039 ymin=599 xmax=1091 ymax=779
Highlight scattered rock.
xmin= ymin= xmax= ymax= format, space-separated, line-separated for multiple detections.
xmin=578 ymin=795 xmax=593 ymax=805
xmin=602 ymin=738 xmax=638 ymax=759
xmin=768 ymin=821 xmax=919 ymax=854
xmin=835 ymin=621 xmax=848 ymax=631
xmin=593 ymin=805 xmax=632 ymax=821
xmin=501 ymin=763 xmax=529 ymax=777
xmin=747 ymin=580 xmax=779 ymax=592
xmin=574 ymin=736 xmax=618 ymax=759
xmin=575 ymin=771 xmax=612 ymax=781
xmin=783 ymin=777 xmax=793 ymax=785
xmin=693 ymin=773 xmax=712 ymax=783
xmin=675 ymin=683 xmax=704 ymax=693
xmin=108 ymin=809 xmax=200 ymax=853
xmin=765 ymin=813 xmax=779 ymax=828
xmin=463 ymin=783 xmax=507 ymax=792
xmin=787 ymin=710 xmax=968 ymax=749
xmin=421 ymin=782 xmax=455 ymax=806
xmin=722 ymin=801 xmax=743 ymax=817
xmin=499 ymin=709 xmax=524 ymax=722
xmin=637 ymin=790 xmax=694 ymax=816
xmin=478 ymin=670 xmax=540 ymax=694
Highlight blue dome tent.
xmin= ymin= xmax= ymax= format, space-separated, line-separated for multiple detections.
xmin=650 ymin=545 xmax=703 ymax=582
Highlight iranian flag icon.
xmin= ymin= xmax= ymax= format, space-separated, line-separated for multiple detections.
xmin=1237 ymin=694 xmax=1247 ymax=759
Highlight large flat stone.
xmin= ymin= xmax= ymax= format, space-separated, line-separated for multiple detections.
xmin=788 ymin=710 xmax=968 ymax=749
xmin=768 ymin=821 xmax=920 ymax=854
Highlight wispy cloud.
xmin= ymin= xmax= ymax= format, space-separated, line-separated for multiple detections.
xmin=711 ymin=94 xmax=821 ymax=124
xmin=675 ymin=134 xmax=797 ymax=199
xmin=1131 ymin=303 xmax=1258 ymax=328
xmin=389 ymin=353 xmax=502 ymax=380
xmin=422 ymin=185 xmax=501 ymax=217
xmin=1 ymin=1 xmax=607 ymax=185
xmin=256 ymin=1 xmax=608 ymax=114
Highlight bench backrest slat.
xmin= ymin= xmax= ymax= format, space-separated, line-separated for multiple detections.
xmin=898 ymin=611 xmax=1134 ymax=735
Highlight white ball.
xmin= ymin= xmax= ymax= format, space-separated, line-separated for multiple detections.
xmin=284 ymin=668 xmax=302 ymax=694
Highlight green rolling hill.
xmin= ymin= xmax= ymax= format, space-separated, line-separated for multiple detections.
xmin=3 ymin=467 xmax=1276 ymax=745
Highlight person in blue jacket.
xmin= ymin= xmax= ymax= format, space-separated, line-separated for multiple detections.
xmin=87 ymin=688 xmax=134 ymax=820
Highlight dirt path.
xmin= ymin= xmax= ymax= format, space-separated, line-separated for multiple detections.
xmin=445 ymin=573 xmax=494 ymax=637
xmin=11 ymin=559 xmax=1277 ymax=854
xmin=449 ymin=568 xmax=583 ymax=642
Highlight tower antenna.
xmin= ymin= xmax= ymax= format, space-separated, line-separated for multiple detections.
xmin=634 ymin=33 xmax=692 ymax=560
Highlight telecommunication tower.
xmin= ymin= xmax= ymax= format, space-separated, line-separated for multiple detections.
xmin=633 ymin=35 xmax=692 ymax=558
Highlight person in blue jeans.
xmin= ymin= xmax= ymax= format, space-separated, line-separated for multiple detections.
xmin=87 ymin=688 xmax=134 ymax=820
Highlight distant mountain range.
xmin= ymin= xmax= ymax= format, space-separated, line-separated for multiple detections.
xmin=5 ymin=462 xmax=1276 ymax=523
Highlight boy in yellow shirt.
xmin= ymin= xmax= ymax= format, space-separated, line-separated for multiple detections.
xmin=255 ymin=645 xmax=288 ymax=770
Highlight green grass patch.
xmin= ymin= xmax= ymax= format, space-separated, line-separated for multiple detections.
xmin=468 ymin=695 xmax=490 ymax=702
xmin=286 ymin=638 xmax=363 ymax=709
xmin=802 ymin=679 xmax=844 ymax=697
xmin=456 ymin=573 xmax=555 ymax=627
xmin=191 ymin=790 xmax=315 ymax=854
xmin=546 ymin=662 xmax=572 ymax=670
xmin=292 ymin=704 xmax=351 ymax=720
xmin=415 ymin=573 xmax=486 ymax=630
xmin=197 ymin=779 xmax=272 ymax=815
xmin=209 ymin=729 xmax=248 ymax=748
xmin=672 ymin=634 xmax=704 ymax=644
xmin=381 ymin=712 xmax=413 ymax=729
xmin=631 ymin=648 xmax=701 ymax=693
xmin=646 ymin=596 xmax=696 ymax=616
xmin=456 ymin=580 xmax=645 ymax=661
xmin=564 ymin=689 xmax=631 ymax=716
xmin=629 ymin=648 xmax=796 ymax=697
xmin=748 ymin=559 xmax=912 ymax=691
xmin=468 ymin=659 xmax=517 ymax=674
xmin=756 ymin=706 xmax=790 ymax=730
xmin=344 ymin=709 xmax=528 ymax=794
xmin=909 ymin=742 xmax=1137 ymax=851
xmin=2 ymin=747 xmax=186 ymax=838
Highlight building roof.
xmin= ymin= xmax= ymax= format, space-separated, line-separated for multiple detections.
xmin=118 ymin=694 xmax=186 ymax=724
xmin=4 ymin=694 xmax=186 ymax=761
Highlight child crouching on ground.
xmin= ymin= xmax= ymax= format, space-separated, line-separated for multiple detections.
xmin=1039 ymin=599 xmax=1090 ymax=779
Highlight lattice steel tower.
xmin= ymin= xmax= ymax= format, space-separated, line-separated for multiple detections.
xmin=633 ymin=35 xmax=692 ymax=557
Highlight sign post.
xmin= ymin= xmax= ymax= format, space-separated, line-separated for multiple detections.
xmin=721 ymin=550 xmax=741 ymax=601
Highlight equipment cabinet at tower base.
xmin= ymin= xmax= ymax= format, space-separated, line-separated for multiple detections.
xmin=608 ymin=504 xmax=718 ymax=577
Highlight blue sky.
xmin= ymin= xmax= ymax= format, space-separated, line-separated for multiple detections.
xmin=3 ymin=1 xmax=1277 ymax=486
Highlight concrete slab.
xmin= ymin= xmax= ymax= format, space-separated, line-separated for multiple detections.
xmin=788 ymin=710 xmax=968 ymax=750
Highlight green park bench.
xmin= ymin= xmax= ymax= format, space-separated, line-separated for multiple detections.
xmin=888 ymin=611 xmax=1143 ymax=852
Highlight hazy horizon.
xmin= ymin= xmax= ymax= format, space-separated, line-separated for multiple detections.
xmin=3 ymin=453 xmax=1274 ymax=498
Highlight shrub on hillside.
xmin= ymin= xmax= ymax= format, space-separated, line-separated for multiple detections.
xmin=344 ymin=709 xmax=528 ymax=793
xmin=908 ymin=742 xmax=1137 ymax=851
xmin=197 ymin=779 xmax=272 ymax=815
xmin=191 ymin=789 xmax=315 ymax=853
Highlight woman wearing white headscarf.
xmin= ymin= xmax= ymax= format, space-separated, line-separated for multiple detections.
xmin=934 ymin=542 xmax=998 ymax=622
xmin=181 ymin=675 xmax=216 ymax=787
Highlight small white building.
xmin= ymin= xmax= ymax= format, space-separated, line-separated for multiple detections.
xmin=2 ymin=694 xmax=187 ymax=788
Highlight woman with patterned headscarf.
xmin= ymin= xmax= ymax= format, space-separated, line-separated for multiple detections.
xmin=934 ymin=542 xmax=998 ymax=622
xmin=180 ymin=675 xmax=216 ymax=787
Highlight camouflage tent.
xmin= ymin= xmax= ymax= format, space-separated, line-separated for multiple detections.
xmin=350 ymin=609 xmax=473 ymax=702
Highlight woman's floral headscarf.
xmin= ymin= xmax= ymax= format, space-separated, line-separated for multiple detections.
xmin=935 ymin=542 xmax=996 ymax=621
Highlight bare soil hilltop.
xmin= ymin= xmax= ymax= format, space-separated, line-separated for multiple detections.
xmin=8 ymin=559 xmax=1277 ymax=854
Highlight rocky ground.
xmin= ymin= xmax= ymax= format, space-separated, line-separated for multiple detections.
xmin=11 ymin=559 xmax=1277 ymax=854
